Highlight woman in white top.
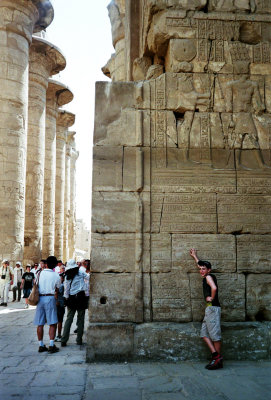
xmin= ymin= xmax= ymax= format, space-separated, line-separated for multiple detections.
xmin=61 ymin=259 xmax=89 ymax=347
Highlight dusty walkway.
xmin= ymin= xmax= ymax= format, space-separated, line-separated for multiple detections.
xmin=0 ymin=299 xmax=270 ymax=400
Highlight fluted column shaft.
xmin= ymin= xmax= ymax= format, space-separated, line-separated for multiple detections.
xmin=69 ymin=147 xmax=79 ymax=259
xmin=42 ymin=81 xmax=73 ymax=258
xmin=24 ymin=38 xmax=65 ymax=265
xmin=42 ymin=101 xmax=57 ymax=257
xmin=54 ymin=127 xmax=66 ymax=260
xmin=63 ymin=133 xmax=74 ymax=261
xmin=54 ymin=111 xmax=75 ymax=260
xmin=0 ymin=0 xmax=53 ymax=264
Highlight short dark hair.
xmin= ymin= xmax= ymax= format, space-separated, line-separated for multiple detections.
xmin=57 ymin=260 xmax=62 ymax=264
xmin=198 ymin=260 xmax=212 ymax=269
xmin=46 ymin=256 xmax=58 ymax=269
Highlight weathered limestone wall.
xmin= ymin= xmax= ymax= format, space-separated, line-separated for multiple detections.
xmin=0 ymin=0 xmax=53 ymax=265
xmin=88 ymin=0 xmax=271 ymax=361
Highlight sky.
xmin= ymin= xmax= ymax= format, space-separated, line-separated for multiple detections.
xmin=46 ymin=0 xmax=114 ymax=229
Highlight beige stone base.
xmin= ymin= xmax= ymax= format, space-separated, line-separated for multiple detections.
xmin=86 ymin=322 xmax=271 ymax=362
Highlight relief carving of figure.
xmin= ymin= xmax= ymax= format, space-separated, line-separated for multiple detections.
xmin=177 ymin=75 xmax=210 ymax=112
xmin=209 ymin=0 xmax=255 ymax=11
xmin=225 ymin=75 xmax=266 ymax=168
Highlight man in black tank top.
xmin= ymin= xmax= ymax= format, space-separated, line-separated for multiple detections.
xmin=190 ymin=248 xmax=223 ymax=370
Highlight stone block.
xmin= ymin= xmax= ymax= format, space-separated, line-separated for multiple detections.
xmin=91 ymin=233 xmax=136 ymax=273
xmin=123 ymin=147 xmax=150 ymax=192
xmin=151 ymin=233 xmax=171 ymax=273
xmin=143 ymin=272 xmax=152 ymax=321
xmin=92 ymin=146 xmax=123 ymax=191
xmin=133 ymin=321 xmax=271 ymax=361
xmin=189 ymin=273 xmax=246 ymax=322
xmin=89 ymin=273 xmax=140 ymax=322
xmin=237 ymin=170 xmax=271 ymax=195
xmin=86 ymin=323 xmax=134 ymax=362
xmin=152 ymin=163 xmax=236 ymax=193
xmin=237 ymin=235 xmax=271 ymax=273
xmin=246 ymin=274 xmax=271 ymax=321
xmin=208 ymin=0 xmax=251 ymax=12
xmin=134 ymin=323 xmax=208 ymax=362
xmin=172 ymin=234 xmax=236 ymax=273
xmin=221 ymin=322 xmax=271 ymax=361
xmin=93 ymin=81 xmax=136 ymax=145
xmin=218 ymin=194 xmax=271 ymax=234
xmin=92 ymin=192 xmax=138 ymax=233
xmin=98 ymin=109 xmax=146 ymax=147
xmin=151 ymin=271 xmax=192 ymax=322
xmin=151 ymin=193 xmax=217 ymax=233
xmin=165 ymin=39 xmax=197 ymax=73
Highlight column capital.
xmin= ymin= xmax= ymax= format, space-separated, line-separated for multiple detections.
xmin=47 ymin=79 xmax=73 ymax=107
xmin=30 ymin=36 xmax=66 ymax=78
xmin=0 ymin=0 xmax=54 ymax=43
xmin=66 ymin=131 xmax=76 ymax=156
xmin=71 ymin=148 xmax=79 ymax=163
xmin=57 ymin=110 xmax=76 ymax=129
xmin=32 ymin=0 xmax=54 ymax=32
xmin=66 ymin=131 xmax=76 ymax=145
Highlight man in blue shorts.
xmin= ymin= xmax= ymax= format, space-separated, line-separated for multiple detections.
xmin=190 ymin=248 xmax=223 ymax=369
xmin=33 ymin=256 xmax=61 ymax=354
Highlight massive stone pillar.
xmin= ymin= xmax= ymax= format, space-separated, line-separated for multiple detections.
xmin=63 ymin=132 xmax=75 ymax=262
xmin=0 ymin=0 xmax=53 ymax=264
xmin=69 ymin=143 xmax=79 ymax=259
xmin=42 ymin=81 xmax=73 ymax=258
xmin=24 ymin=37 xmax=66 ymax=265
xmin=89 ymin=0 xmax=271 ymax=362
xmin=54 ymin=111 xmax=75 ymax=261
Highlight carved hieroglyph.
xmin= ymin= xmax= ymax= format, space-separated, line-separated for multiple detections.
xmin=90 ymin=0 xmax=271 ymax=360
xmin=0 ymin=0 xmax=53 ymax=265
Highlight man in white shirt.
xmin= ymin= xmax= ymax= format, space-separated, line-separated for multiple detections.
xmin=33 ymin=256 xmax=61 ymax=354
xmin=30 ymin=263 xmax=39 ymax=278
xmin=0 ymin=260 xmax=14 ymax=306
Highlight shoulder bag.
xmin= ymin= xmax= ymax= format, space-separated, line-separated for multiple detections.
xmin=27 ymin=271 xmax=41 ymax=306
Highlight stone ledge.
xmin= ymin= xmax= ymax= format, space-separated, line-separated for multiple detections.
xmin=86 ymin=322 xmax=271 ymax=362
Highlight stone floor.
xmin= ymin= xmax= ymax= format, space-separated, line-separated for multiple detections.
xmin=0 ymin=296 xmax=270 ymax=400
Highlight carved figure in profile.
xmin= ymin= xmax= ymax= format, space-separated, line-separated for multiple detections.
xmin=225 ymin=75 xmax=266 ymax=168
xmin=177 ymin=74 xmax=210 ymax=112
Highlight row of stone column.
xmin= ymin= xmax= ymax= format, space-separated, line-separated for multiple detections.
xmin=0 ymin=0 xmax=78 ymax=266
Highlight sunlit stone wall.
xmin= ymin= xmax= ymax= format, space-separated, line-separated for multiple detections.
xmin=88 ymin=0 xmax=271 ymax=362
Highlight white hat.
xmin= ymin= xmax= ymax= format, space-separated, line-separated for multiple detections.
xmin=2 ymin=259 xmax=9 ymax=264
xmin=65 ymin=259 xmax=78 ymax=271
xmin=16 ymin=261 xmax=21 ymax=266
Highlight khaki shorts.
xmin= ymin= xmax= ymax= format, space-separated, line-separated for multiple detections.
xmin=200 ymin=306 xmax=221 ymax=342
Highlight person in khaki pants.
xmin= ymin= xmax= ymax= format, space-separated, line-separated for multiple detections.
xmin=61 ymin=259 xmax=89 ymax=347
xmin=0 ymin=260 xmax=14 ymax=307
